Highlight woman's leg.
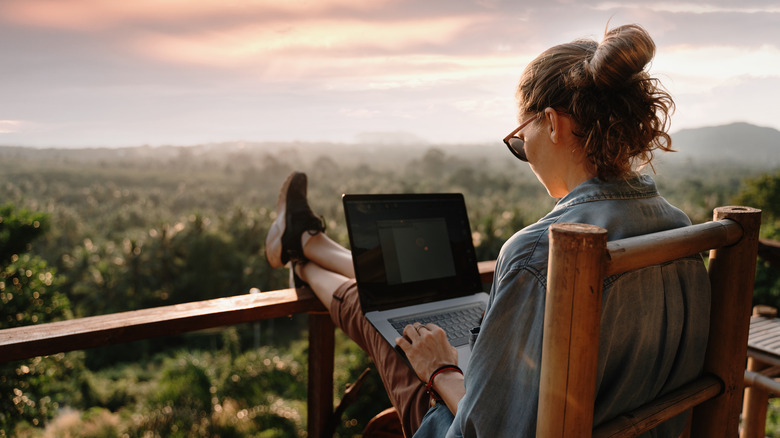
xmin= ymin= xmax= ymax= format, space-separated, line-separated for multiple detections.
xmin=294 ymin=260 xmax=347 ymax=311
xmin=301 ymin=232 xmax=355 ymax=279
xmin=293 ymin=239 xmax=431 ymax=436
xmin=278 ymin=231 xmax=354 ymax=311
xmin=265 ymin=172 xmax=430 ymax=435
xmin=324 ymin=279 xmax=433 ymax=437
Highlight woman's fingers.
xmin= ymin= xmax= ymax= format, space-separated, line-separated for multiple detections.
xmin=422 ymin=323 xmax=446 ymax=338
xmin=395 ymin=334 xmax=411 ymax=350
xmin=401 ymin=322 xmax=444 ymax=340
xmin=396 ymin=322 xmax=459 ymax=381
xmin=402 ymin=322 xmax=422 ymax=339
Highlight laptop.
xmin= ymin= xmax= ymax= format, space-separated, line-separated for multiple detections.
xmin=342 ymin=193 xmax=489 ymax=371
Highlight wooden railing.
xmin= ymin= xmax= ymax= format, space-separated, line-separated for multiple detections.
xmin=0 ymin=259 xmax=497 ymax=437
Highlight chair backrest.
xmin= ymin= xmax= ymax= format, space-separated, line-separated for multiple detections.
xmin=536 ymin=206 xmax=762 ymax=438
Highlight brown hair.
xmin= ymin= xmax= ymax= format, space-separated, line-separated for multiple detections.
xmin=516 ymin=24 xmax=675 ymax=180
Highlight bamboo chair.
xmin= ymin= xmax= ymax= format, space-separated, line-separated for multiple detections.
xmin=537 ymin=206 xmax=762 ymax=437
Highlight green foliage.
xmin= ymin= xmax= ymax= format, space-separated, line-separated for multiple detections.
xmin=331 ymin=332 xmax=392 ymax=437
xmin=0 ymin=353 xmax=85 ymax=435
xmin=36 ymin=347 xmax=311 ymax=437
xmin=1 ymin=253 xmax=70 ymax=328
xmin=60 ymin=208 xmax=283 ymax=319
xmin=0 ymin=203 xmax=48 ymax=266
xmin=734 ymin=169 xmax=780 ymax=237
xmin=0 ymin=204 xmax=80 ymax=436
xmin=0 ymin=144 xmax=557 ymax=340
xmin=766 ymin=398 xmax=780 ymax=437
xmin=217 ymin=349 xmax=305 ymax=405
xmin=134 ymin=355 xmax=214 ymax=437
xmin=653 ymin=159 xmax=752 ymax=225
xmin=734 ymin=170 xmax=780 ymax=310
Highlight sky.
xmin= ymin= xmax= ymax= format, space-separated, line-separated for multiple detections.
xmin=1 ymin=0 xmax=779 ymax=148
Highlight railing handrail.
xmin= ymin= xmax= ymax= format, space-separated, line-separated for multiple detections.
xmin=0 ymin=287 xmax=324 ymax=363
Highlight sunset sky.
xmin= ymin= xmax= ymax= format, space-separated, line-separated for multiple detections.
xmin=1 ymin=0 xmax=778 ymax=148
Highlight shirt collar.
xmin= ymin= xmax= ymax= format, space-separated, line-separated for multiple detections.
xmin=553 ymin=174 xmax=659 ymax=211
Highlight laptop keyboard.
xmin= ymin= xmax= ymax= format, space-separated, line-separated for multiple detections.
xmin=389 ymin=303 xmax=485 ymax=347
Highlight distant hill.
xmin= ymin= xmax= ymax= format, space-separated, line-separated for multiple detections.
xmin=2 ymin=122 xmax=778 ymax=169
xmin=669 ymin=122 xmax=780 ymax=166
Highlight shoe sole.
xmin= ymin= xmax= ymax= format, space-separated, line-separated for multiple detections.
xmin=265 ymin=173 xmax=296 ymax=268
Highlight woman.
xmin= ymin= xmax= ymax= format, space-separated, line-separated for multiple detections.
xmin=265 ymin=24 xmax=710 ymax=437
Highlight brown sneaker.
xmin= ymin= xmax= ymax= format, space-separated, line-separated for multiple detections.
xmin=265 ymin=172 xmax=326 ymax=268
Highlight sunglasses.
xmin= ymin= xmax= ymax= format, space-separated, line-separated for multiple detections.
xmin=502 ymin=113 xmax=542 ymax=162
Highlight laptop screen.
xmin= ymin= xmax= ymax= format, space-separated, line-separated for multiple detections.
xmin=342 ymin=193 xmax=482 ymax=312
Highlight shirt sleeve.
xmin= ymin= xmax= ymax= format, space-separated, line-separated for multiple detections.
xmin=448 ymin=265 xmax=547 ymax=438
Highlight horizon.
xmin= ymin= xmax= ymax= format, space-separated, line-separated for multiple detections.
xmin=1 ymin=1 xmax=779 ymax=148
xmin=1 ymin=120 xmax=778 ymax=151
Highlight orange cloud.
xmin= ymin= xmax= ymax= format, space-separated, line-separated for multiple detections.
xmin=0 ymin=120 xmax=22 ymax=133
xmin=0 ymin=0 xmax=394 ymax=31
xmin=133 ymin=16 xmax=485 ymax=68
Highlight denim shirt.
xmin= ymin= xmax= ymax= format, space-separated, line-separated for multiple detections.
xmin=414 ymin=175 xmax=711 ymax=438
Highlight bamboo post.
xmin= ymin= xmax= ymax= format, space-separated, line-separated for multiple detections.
xmin=741 ymin=306 xmax=776 ymax=438
xmin=741 ymin=357 xmax=771 ymax=438
xmin=691 ymin=206 xmax=762 ymax=438
xmin=308 ymin=312 xmax=335 ymax=438
xmin=537 ymin=223 xmax=608 ymax=438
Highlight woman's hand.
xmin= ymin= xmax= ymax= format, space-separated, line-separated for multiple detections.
xmin=396 ymin=323 xmax=465 ymax=415
xmin=395 ymin=323 xmax=459 ymax=384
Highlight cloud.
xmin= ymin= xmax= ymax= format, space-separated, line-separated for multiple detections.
xmin=339 ymin=108 xmax=380 ymax=119
xmin=0 ymin=120 xmax=23 ymax=134
xmin=593 ymin=1 xmax=780 ymax=13
xmin=0 ymin=0 xmax=390 ymax=31
xmin=655 ymin=44 xmax=780 ymax=94
xmin=131 ymin=15 xmax=487 ymax=68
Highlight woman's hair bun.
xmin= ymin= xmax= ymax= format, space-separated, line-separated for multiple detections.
xmin=516 ymin=23 xmax=674 ymax=180
xmin=585 ymin=24 xmax=656 ymax=89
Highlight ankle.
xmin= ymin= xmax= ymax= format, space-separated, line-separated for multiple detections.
xmin=300 ymin=231 xmax=320 ymax=255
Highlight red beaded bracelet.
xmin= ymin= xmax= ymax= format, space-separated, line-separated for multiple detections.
xmin=426 ymin=364 xmax=463 ymax=402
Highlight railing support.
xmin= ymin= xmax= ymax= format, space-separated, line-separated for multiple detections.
xmin=308 ymin=312 xmax=335 ymax=438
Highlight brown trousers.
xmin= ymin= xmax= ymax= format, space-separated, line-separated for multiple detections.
xmin=329 ymin=279 xmax=431 ymax=437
